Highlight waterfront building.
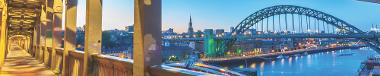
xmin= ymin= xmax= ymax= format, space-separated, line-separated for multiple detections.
xmin=203 ymin=29 xmax=217 ymax=57
xmin=125 ymin=25 xmax=134 ymax=33
xmin=195 ymin=30 xmax=204 ymax=38
xmin=250 ymin=29 xmax=257 ymax=35
xmin=215 ymin=29 xmax=225 ymax=37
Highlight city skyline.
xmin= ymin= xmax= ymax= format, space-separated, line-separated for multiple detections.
xmin=3 ymin=0 xmax=380 ymax=76
xmin=76 ymin=0 xmax=380 ymax=33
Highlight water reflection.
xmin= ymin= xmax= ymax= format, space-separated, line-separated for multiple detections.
xmin=225 ymin=47 xmax=377 ymax=76
xmin=250 ymin=63 xmax=256 ymax=69
xmin=281 ymin=59 xmax=285 ymax=66
xmin=260 ymin=62 xmax=265 ymax=70
xmin=239 ymin=65 xmax=244 ymax=68
xmin=288 ymin=57 xmax=292 ymax=65
xmin=307 ymin=55 xmax=312 ymax=66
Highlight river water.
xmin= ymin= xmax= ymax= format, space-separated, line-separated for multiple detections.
xmin=224 ymin=47 xmax=378 ymax=76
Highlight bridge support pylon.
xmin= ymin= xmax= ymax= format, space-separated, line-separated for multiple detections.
xmin=0 ymin=7 xmax=8 ymax=66
xmin=133 ymin=0 xmax=162 ymax=76
xmin=62 ymin=0 xmax=77 ymax=76
xmin=83 ymin=0 xmax=103 ymax=76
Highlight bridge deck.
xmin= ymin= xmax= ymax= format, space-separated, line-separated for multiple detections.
xmin=0 ymin=44 xmax=56 ymax=76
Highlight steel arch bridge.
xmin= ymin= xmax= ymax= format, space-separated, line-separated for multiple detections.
xmin=223 ymin=5 xmax=380 ymax=55
xmin=233 ymin=5 xmax=363 ymax=34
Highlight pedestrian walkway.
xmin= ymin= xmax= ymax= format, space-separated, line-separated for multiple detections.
xmin=0 ymin=44 xmax=56 ymax=76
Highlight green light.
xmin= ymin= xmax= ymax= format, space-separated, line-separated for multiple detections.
xmin=207 ymin=38 xmax=216 ymax=57
xmin=204 ymin=32 xmax=217 ymax=57
xmin=236 ymin=48 xmax=242 ymax=54
xmin=168 ymin=55 xmax=179 ymax=62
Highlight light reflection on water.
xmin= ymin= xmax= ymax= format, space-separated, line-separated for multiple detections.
xmin=281 ymin=59 xmax=285 ymax=66
xmin=260 ymin=62 xmax=265 ymax=69
xmin=288 ymin=57 xmax=292 ymax=65
xmin=250 ymin=63 xmax=256 ymax=69
xmin=226 ymin=47 xmax=378 ymax=76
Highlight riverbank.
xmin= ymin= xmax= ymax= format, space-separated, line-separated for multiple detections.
xmin=202 ymin=45 xmax=366 ymax=65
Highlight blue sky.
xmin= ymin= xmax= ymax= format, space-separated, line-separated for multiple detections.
xmin=76 ymin=0 xmax=380 ymax=33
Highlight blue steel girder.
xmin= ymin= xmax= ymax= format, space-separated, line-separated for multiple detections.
xmin=228 ymin=5 xmax=380 ymax=54
xmin=233 ymin=5 xmax=364 ymax=34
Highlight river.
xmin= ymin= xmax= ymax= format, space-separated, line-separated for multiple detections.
xmin=222 ymin=47 xmax=378 ymax=76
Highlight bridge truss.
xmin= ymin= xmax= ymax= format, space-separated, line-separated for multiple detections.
xmin=222 ymin=5 xmax=380 ymax=55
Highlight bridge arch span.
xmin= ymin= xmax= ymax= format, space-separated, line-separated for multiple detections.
xmin=218 ymin=5 xmax=380 ymax=55
xmin=232 ymin=5 xmax=364 ymax=35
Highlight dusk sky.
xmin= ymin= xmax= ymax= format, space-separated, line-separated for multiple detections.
xmin=76 ymin=0 xmax=380 ymax=33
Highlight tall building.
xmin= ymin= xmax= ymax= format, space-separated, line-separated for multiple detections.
xmin=188 ymin=15 xmax=194 ymax=38
xmin=215 ymin=29 xmax=225 ymax=35
xmin=125 ymin=25 xmax=134 ymax=33
xmin=167 ymin=28 xmax=174 ymax=33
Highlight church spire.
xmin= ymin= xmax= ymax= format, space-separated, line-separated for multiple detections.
xmin=188 ymin=14 xmax=194 ymax=37
xmin=190 ymin=15 xmax=192 ymax=26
